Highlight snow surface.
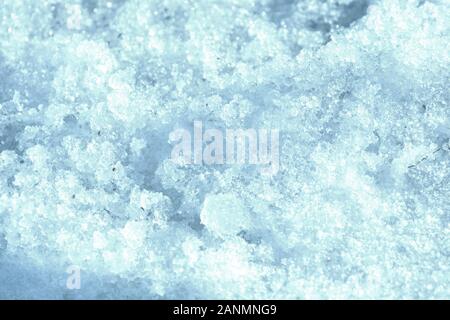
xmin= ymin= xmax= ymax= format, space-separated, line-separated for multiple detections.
xmin=0 ymin=0 xmax=449 ymax=299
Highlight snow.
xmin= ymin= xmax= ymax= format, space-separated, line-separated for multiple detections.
xmin=0 ymin=0 xmax=449 ymax=299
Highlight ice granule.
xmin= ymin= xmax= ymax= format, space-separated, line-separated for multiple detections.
xmin=0 ymin=0 xmax=449 ymax=299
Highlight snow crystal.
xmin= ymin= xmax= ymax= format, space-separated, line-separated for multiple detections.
xmin=201 ymin=193 xmax=250 ymax=238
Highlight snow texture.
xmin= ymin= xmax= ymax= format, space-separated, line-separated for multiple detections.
xmin=0 ymin=0 xmax=449 ymax=299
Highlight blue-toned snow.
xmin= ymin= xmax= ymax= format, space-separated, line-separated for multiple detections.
xmin=0 ymin=0 xmax=449 ymax=299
